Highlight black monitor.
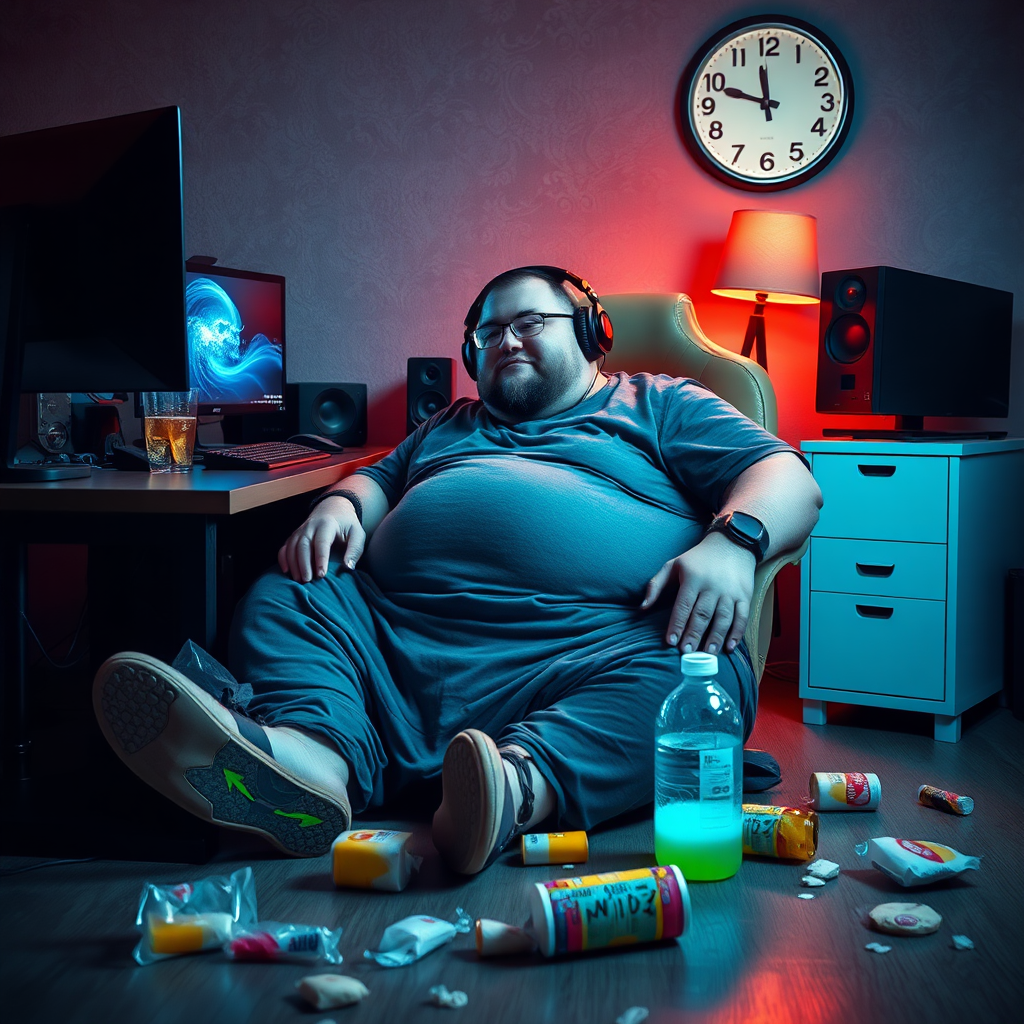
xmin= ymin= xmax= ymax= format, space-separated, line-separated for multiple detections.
xmin=185 ymin=260 xmax=285 ymax=416
xmin=0 ymin=106 xmax=188 ymax=479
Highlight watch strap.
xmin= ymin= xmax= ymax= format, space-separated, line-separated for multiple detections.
xmin=706 ymin=510 xmax=769 ymax=562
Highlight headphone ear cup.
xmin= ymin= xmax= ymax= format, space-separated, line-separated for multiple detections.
xmin=572 ymin=307 xmax=598 ymax=361
xmin=461 ymin=338 xmax=478 ymax=380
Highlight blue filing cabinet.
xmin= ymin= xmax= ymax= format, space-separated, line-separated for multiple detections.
xmin=798 ymin=438 xmax=1024 ymax=742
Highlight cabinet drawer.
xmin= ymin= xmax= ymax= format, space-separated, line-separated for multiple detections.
xmin=807 ymin=592 xmax=945 ymax=699
xmin=812 ymin=455 xmax=948 ymax=542
xmin=810 ymin=538 xmax=947 ymax=600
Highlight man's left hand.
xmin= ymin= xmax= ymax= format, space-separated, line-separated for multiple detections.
xmin=641 ymin=532 xmax=756 ymax=655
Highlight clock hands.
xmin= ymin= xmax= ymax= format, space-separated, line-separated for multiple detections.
xmin=723 ymin=87 xmax=780 ymax=110
xmin=758 ymin=64 xmax=774 ymax=122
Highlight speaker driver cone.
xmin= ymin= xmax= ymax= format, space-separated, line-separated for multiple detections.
xmin=826 ymin=313 xmax=872 ymax=364
xmin=413 ymin=390 xmax=447 ymax=423
xmin=311 ymin=388 xmax=357 ymax=434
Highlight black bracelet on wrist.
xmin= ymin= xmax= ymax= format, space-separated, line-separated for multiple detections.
xmin=308 ymin=488 xmax=363 ymax=524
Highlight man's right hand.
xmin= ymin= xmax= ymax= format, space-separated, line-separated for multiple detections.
xmin=277 ymin=495 xmax=366 ymax=583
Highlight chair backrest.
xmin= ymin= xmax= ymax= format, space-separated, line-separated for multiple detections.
xmin=599 ymin=293 xmax=777 ymax=434
xmin=598 ymin=293 xmax=796 ymax=685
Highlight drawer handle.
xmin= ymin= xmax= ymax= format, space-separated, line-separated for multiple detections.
xmin=856 ymin=563 xmax=895 ymax=578
xmin=856 ymin=604 xmax=894 ymax=619
xmin=858 ymin=464 xmax=896 ymax=477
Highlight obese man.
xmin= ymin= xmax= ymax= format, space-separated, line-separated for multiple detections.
xmin=93 ymin=265 xmax=822 ymax=873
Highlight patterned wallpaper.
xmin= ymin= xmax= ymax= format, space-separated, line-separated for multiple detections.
xmin=2 ymin=0 xmax=1021 ymax=447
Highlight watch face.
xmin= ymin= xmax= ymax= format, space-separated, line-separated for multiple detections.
xmin=681 ymin=16 xmax=854 ymax=191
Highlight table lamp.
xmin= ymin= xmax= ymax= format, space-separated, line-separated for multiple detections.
xmin=711 ymin=210 xmax=820 ymax=371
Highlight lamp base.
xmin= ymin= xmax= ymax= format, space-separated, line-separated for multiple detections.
xmin=739 ymin=294 xmax=768 ymax=371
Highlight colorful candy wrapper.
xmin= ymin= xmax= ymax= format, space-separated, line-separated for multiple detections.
xmin=363 ymin=908 xmax=472 ymax=967
xmin=226 ymin=921 xmax=343 ymax=963
xmin=332 ymin=829 xmax=423 ymax=891
xmin=133 ymin=866 xmax=258 ymax=965
xmin=917 ymin=785 xmax=974 ymax=816
xmin=855 ymin=837 xmax=981 ymax=887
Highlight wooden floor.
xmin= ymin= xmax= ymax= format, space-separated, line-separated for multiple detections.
xmin=2 ymin=679 xmax=1022 ymax=1024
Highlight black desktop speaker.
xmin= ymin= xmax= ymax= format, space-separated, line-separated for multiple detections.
xmin=407 ymin=357 xmax=454 ymax=434
xmin=815 ymin=266 xmax=1013 ymax=418
xmin=236 ymin=383 xmax=367 ymax=445
xmin=288 ymin=383 xmax=367 ymax=445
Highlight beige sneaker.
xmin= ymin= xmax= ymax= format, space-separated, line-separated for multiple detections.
xmin=431 ymin=729 xmax=533 ymax=875
xmin=93 ymin=651 xmax=350 ymax=857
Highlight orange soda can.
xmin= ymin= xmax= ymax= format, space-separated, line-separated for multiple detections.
xmin=521 ymin=830 xmax=589 ymax=865
xmin=742 ymin=804 xmax=819 ymax=860
xmin=918 ymin=784 xmax=974 ymax=816
xmin=809 ymin=771 xmax=881 ymax=811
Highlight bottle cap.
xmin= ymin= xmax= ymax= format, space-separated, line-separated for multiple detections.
xmin=680 ymin=652 xmax=718 ymax=676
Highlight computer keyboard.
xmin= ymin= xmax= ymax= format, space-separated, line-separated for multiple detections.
xmin=201 ymin=441 xmax=333 ymax=471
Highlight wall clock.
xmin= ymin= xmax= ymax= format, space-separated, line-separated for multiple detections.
xmin=679 ymin=15 xmax=854 ymax=191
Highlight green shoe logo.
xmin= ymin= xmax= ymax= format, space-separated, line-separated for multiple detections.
xmin=224 ymin=769 xmax=254 ymax=801
xmin=273 ymin=809 xmax=324 ymax=828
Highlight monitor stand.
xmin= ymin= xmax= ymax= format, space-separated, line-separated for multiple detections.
xmin=823 ymin=415 xmax=1007 ymax=442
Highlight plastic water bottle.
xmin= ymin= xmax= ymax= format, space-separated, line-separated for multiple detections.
xmin=654 ymin=652 xmax=743 ymax=881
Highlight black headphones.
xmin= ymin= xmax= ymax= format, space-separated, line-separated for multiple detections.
xmin=461 ymin=265 xmax=614 ymax=380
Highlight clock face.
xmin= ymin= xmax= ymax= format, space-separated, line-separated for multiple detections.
xmin=681 ymin=17 xmax=854 ymax=190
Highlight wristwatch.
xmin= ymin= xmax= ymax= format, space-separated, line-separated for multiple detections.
xmin=705 ymin=510 xmax=770 ymax=563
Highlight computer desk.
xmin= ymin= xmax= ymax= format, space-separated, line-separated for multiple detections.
xmin=0 ymin=448 xmax=391 ymax=785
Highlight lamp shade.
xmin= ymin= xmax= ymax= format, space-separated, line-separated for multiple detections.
xmin=711 ymin=210 xmax=820 ymax=305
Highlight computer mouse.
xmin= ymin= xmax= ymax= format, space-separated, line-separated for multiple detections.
xmin=288 ymin=434 xmax=346 ymax=453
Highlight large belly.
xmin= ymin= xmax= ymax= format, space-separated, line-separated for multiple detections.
xmin=365 ymin=457 xmax=697 ymax=603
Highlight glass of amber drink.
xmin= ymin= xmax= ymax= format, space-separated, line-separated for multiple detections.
xmin=141 ymin=390 xmax=198 ymax=473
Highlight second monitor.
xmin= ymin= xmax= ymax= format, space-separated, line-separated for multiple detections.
xmin=185 ymin=259 xmax=286 ymax=416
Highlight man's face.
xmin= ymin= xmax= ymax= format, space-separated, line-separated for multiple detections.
xmin=473 ymin=275 xmax=592 ymax=423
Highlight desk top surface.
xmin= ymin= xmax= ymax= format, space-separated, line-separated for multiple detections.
xmin=0 ymin=447 xmax=392 ymax=516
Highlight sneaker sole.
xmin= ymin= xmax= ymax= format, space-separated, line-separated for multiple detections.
xmin=93 ymin=652 xmax=349 ymax=857
xmin=433 ymin=730 xmax=505 ymax=875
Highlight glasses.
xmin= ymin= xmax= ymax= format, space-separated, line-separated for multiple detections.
xmin=471 ymin=312 xmax=574 ymax=350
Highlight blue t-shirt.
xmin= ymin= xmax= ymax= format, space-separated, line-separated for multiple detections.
xmin=355 ymin=372 xmax=798 ymax=611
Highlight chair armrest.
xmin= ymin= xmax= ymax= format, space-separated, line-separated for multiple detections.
xmin=744 ymin=537 xmax=809 ymax=685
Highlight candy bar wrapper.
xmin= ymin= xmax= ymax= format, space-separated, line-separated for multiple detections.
xmin=134 ymin=866 xmax=258 ymax=966
xmin=226 ymin=921 xmax=343 ymax=964
xmin=332 ymin=829 xmax=423 ymax=891
xmin=918 ymin=785 xmax=974 ymax=816
xmin=364 ymin=908 xmax=472 ymax=967
xmin=855 ymin=837 xmax=980 ymax=887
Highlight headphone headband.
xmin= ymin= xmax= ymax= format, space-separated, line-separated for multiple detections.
xmin=461 ymin=265 xmax=613 ymax=380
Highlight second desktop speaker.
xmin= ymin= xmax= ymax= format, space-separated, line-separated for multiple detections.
xmin=815 ymin=266 xmax=1012 ymax=418
xmin=407 ymin=357 xmax=454 ymax=434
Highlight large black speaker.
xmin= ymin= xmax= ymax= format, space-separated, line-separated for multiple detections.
xmin=815 ymin=266 xmax=1012 ymax=419
xmin=407 ymin=357 xmax=454 ymax=434
xmin=237 ymin=382 xmax=367 ymax=445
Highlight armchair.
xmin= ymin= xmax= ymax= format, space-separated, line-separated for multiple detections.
xmin=599 ymin=293 xmax=808 ymax=684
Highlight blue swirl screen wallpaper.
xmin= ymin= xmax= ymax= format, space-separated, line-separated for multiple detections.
xmin=185 ymin=269 xmax=284 ymax=411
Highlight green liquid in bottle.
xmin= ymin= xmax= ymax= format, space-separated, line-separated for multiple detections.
xmin=655 ymin=801 xmax=742 ymax=881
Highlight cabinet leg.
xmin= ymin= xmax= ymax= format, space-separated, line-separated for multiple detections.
xmin=934 ymin=714 xmax=962 ymax=743
xmin=803 ymin=700 xmax=828 ymax=726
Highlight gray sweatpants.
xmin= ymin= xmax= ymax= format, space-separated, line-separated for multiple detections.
xmin=228 ymin=564 xmax=757 ymax=829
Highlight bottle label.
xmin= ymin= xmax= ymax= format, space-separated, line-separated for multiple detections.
xmin=741 ymin=808 xmax=782 ymax=857
xmin=699 ymin=748 xmax=734 ymax=826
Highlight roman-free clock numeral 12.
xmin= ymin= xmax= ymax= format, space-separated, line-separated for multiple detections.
xmin=680 ymin=15 xmax=854 ymax=191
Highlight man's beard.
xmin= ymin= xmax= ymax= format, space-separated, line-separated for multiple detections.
xmin=478 ymin=358 xmax=579 ymax=420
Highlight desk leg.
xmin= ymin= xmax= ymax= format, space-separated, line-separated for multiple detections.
xmin=178 ymin=516 xmax=218 ymax=655
xmin=1 ymin=541 xmax=31 ymax=779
